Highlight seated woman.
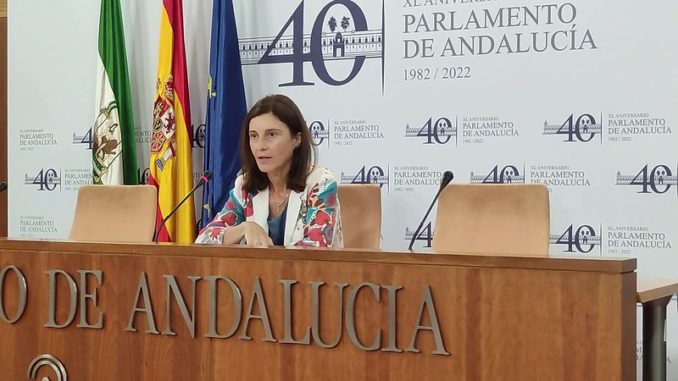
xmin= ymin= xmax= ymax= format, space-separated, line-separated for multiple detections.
xmin=196 ymin=94 xmax=343 ymax=248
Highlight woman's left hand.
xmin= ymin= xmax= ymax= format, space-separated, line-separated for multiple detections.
xmin=242 ymin=221 xmax=274 ymax=247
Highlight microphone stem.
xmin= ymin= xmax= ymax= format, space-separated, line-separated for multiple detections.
xmin=153 ymin=180 xmax=204 ymax=242
xmin=408 ymin=187 xmax=444 ymax=251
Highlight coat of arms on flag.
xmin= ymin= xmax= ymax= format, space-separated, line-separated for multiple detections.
xmin=92 ymin=101 xmax=122 ymax=183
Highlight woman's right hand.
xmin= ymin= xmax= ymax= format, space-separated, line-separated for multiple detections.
xmin=242 ymin=222 xmax=274 ymax=247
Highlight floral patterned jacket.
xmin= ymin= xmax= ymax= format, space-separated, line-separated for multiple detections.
xmin=195 ymin=167 xmax=343 ymax=248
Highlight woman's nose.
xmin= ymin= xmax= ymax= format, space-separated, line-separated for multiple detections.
xmin=254 ymin=141 xmax=267 ymax=151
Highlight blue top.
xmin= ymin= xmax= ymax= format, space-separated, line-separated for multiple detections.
xmin=267 ymin=205 xmax=287 ymax=246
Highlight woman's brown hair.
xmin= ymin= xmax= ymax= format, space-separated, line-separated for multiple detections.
xmin=239 ymin=94 xmax=315 ymax=193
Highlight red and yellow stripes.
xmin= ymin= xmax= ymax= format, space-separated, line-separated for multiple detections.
xmin=148 ymin=0 xmax=196 ymax=243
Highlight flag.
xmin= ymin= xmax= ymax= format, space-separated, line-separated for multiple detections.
xmin=200 ymin=0 xmax=247 ymax=228
xmin=93 ymin=0 xmax=138 ymax=185
xmin=149 ymin=0 xmax=196 ymax=243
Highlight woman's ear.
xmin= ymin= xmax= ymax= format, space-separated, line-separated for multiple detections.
xmin=294 ymin=132 xmax=302 ymax=148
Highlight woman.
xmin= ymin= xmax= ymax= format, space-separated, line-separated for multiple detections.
xmin=196 ymin=94 xmax=343 ymax=248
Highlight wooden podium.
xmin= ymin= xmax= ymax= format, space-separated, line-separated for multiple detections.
xmin=0 ymin=239 xmax=636 ymax=380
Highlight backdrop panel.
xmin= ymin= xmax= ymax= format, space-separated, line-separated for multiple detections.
xmin=7 ymin=0 xmax=677 ymax=376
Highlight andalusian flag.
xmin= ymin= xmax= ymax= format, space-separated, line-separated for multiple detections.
xmin=93 ymin=0 xmax=138 ymax=185
xmin=148 ymin=0 xmax=196 ymax=243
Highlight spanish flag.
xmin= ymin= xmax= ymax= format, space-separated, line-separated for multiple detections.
xmin=148 ymin=0 xmax=196 ymax=243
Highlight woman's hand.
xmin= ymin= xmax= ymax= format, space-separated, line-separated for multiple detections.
xmin=242 ymin=222 xmax=274 ymax=247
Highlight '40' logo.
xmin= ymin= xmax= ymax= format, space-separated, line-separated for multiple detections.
xmin=342 ymin=165 xmax=388 ymax=189
xmin=73 ymin=128 xmax=93 ymax=150
xmin=352 ymin=166 xmax=386 ymax=187
xmin=310 ymin=120 xmax=330 ymax=146
xmin=543 ymin=113 xmax=602 ymax=143
xmin=406 ymin=222 xmax=433 ymax=248
xmin=260 ymin=0 xmax=371 ymax=86
xmin=191 ymin=124 xmax=206 ymax=149
xmin=471 ymin=165 xmax=524 ymax=184
xmin=25 ymin=169 xmax=61 ymax=191
xmin=405 ymin=117 xmax=456 ymax=145
xmin=552 ymin=225 xmax=600 ymax=254
xmin=630 ymin=165 xmax=676 ymax=194
xmin=138 ymin=168 xmax=151 ymax=185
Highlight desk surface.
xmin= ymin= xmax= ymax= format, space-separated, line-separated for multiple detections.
xmin=0 ymin=238 xmax=637 ymax=273
xmin=637 ymin=278 xmax=678 ymax=303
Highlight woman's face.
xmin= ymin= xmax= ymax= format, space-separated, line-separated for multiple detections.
xmin=249 ymin=112 xmax=301 ymax=175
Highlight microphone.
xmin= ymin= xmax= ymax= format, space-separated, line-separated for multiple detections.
xmin=0 ymin=181 xmax=6 ymax=192
xmin=408 ymin=171 xmax=454 ymax=251
xmin=153 ymin=171 xmax=212 ymax=242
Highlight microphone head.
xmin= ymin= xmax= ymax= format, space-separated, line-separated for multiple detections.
xmin=204 ymin=171 xmax=213 ymax=180
xmin=439 ymin=171 xmax=454 ymax=190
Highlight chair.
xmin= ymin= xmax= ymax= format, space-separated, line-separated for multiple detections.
xmin=432 ymin=184 xmax=549 ymax=256
xmin=69 ymin=185 xmax=157 ymax=243
xmin=337 ymin=184 xmax=381 ymax=249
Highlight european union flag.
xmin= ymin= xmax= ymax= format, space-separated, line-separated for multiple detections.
xmin=201 ymin=0 xmax=247 ymax=228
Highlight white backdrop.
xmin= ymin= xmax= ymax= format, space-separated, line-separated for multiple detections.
xmin=7 ymin=0 xmax=678 ymax=376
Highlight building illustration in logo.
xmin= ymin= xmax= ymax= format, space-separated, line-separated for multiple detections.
xmin=239 ymin=29 xmax=382 ymax=65
xmin=27 ymin=354 xmax=68 ymax=381
xmin=470 ymin=165 xmax=525 ymax=184
xmin=310 ymin=120 xmax=330 ymax=146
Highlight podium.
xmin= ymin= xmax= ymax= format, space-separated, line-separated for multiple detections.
xmin=0 ymin=239 xmax=636 ymax=380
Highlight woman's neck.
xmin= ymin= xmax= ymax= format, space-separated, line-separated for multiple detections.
xmin=267 ymin=167 xmax=289 ymax=195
